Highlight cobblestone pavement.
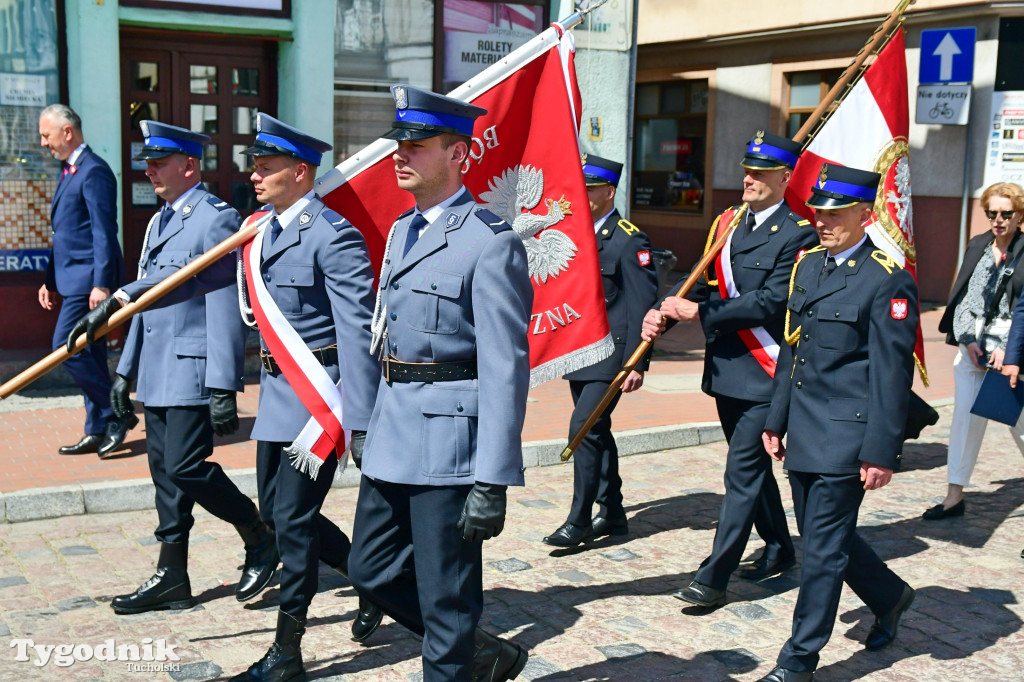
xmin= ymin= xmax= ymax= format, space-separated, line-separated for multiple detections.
xmin=2 ymin=403 xmax=1024 ymax=681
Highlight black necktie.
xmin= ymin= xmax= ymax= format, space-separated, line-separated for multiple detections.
xmin=403 ymin=214 xmax=429 ymax=256
xmin=735 ymin=210 xmax=755 ymax=249
xmin=269 ymin=217 xmax=282 ymax=245
xmin=819 ymin=256 xmax=837 ymax=286
xmin=158 ymin=206 xmax=174 ymax=236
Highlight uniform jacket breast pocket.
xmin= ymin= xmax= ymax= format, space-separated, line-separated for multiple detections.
xmin=421 ymin=387 xmax=479 ymax=477
xmin=599 ymin=257 xmax=620 ymax=303
xmin=740 ymin=250 xmax=778 ymax=279
xmin=818 ymin=303 xmax=860 ymax=352
xmin=788 ymin=290 xmax=807 ymax=316
xmin=409 ymin=270 xmax=463 ymax=334
xmin=272 ymin=264 xmax=314 ymax=314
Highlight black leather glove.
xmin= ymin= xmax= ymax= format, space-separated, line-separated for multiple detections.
xmin=110 ymin=375 xmax=133 ymax=420
xmin=66 ymin=297 xmax=122 ymax=353
xmin=349 ymin=430 xmax=366 ymax=468
xmin=457 ymin=483 xmax=507 ymax=543
xmin=209 ymin=390 xmax=239 ymax=436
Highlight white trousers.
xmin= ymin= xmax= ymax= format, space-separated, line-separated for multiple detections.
xmin=947 ymin=346 xmax=1024 ymax=487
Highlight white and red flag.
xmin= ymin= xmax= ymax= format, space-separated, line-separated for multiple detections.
xmin=785 ymin=27 xmax=926 ymax=381
xmin=317 ymin=22 xmax=613 ymax=386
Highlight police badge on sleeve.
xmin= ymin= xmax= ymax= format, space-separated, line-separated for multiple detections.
xmin=891 ymin=299 xmax=908 ymax=320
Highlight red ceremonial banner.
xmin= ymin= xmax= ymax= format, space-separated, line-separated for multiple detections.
xmin=320 ymin=29 xmax=612 ymax=386
xmin=785 ymin=28 xmax=926 ymax=382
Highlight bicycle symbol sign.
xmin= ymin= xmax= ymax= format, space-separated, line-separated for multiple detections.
xmin=916 ymin=83 xmax=971 ymax=126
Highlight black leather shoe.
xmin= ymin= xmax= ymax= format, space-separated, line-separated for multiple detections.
xmin=922 ymin=499 xmax=965 ymax=520
xmin=739 ymin=552 xmax=796 ymax=581
xmin=757 ymin=665 xmax=814 ymax=681
xmin=98 ymin=413 xmax=140 ymax=459
xmin=235 ymin=518 xmax=279 ymax=602
xmin=111 ymin=542 xmax=196 ymax=615
xmin=59 ymin=434 xmax=103 ymax=455
xmin=473 ymin=628 xmax=528 ymax=681
xmin=865 ymin=584 xmax=915 ymax=651
xmin=673 ymin=580 xmax=726 ymax=608
xmin=591 ymin=514 xmax=629 ymax=538
xmin=542 ymin=522 xmax=592 ymax=547
xmin=350 ymin=595 xmax=384 ymax=642
xmin=232 ymin=610 xmax=306 ymax=681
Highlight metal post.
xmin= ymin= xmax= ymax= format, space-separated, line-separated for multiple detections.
xmin=957 ymin=110 xmax=973 ymax=270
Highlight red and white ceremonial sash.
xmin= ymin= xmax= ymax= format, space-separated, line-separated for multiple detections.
xmin=713 ymin=208 xmax=779 ymax=377
xmin=241 ymin=217 xmax=348 ymax=479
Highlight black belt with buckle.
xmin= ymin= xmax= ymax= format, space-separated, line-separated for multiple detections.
xmin=382 ymin=356 xmax=477 ymax=383
xmin=260 ymin=345 xmax=338 ymax=375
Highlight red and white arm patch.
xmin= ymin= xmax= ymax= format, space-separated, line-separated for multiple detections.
xmin=890 ymin=299 xmax=908 ymax=320
xmin=637 ymin=250 xmax=651 ymax=267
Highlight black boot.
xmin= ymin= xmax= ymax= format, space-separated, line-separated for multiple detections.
xmin=235 ymin=516 xmax=279 ymax=602
xmin=473 ymin=628 xmax=528 ymax=682
xmin=231 ymin=610 xmax=306 ymax=682
xmin=111 ymin=542 xmax=196 ymax=615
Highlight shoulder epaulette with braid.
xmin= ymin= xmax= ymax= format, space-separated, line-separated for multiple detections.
xmin=783 ymin=245 xmax=826 ymax=346
xmin=617 ymin=218 xmax=641 ymax=237
xmin=870 ymin=249 xmax=902 ymax=274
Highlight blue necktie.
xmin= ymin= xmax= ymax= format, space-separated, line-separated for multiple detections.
xmin=158 ymin=206 xmax=174 ymax=236
xmin=403 ymin=214 xmax=429 ymax=256
xmin=269 ymin=217 xmax=282 ymax=245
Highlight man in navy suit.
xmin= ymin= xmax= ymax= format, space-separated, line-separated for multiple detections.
xmin=643 ymin=132 xmax=817 ymax=608
xmin=37 ymin=104 xmax=135 ymax=456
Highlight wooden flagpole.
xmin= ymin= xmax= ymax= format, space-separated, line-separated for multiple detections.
xmin=560 ymin=0 xmax=917 ymax=463
xmin=0 ymin=220 xmax=263 ymax=400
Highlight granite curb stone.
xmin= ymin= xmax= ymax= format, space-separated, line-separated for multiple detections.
xmin=2 ymin=422 xmax=725 ymax=523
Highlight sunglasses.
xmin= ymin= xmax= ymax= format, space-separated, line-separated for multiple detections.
xmin=985 ymin=210 xmax=1018 ymax=221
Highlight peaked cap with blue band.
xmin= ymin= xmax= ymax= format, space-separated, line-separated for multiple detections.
xmin=806 ymin=163 xmax=881 ymax=210
xmin=134 ymin=121 xmax=210 ymax=160
xmin=380 ymin=84 xmax=487 ymax=141
xmin=582 ymin=154 xmax=623 ymax=187
xmin=241 ymin=113 xmax=332 ymax=166
xmin=740 ymin=130 xmax=802 ymax=170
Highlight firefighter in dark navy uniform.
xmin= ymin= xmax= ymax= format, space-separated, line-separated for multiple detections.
xmin=542 ymin=154 xmax=659 ymax=547
xmin=642 ymin=131 xmax=818 ymax=608
xmin=757 ymin=163 xmax=918 ymax=682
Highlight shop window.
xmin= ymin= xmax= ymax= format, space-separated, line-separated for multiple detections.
xmin=632 ymin=80 xmax=708 ymax=213
xmin=784 ymin=68 xmax=843 ymax=138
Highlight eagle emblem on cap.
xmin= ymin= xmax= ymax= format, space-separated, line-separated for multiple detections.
xmin=255 ymin=113 xmax=263 ymax=132
xmin=580 ymin=153 xmax=588 ymax=166
xmin=754 ymin=130 xmax=764 ymax=145
xmin=140 ymin=121 xmax=150 ymax=137
xmin=818 ymin=164 xmax=829 ymax=186
xmin=394 ymin=86 xmax=408 ymax=110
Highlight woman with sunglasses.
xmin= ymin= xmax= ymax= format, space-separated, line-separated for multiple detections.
xmin=930 ymin=181 xmax=1024 ymax=519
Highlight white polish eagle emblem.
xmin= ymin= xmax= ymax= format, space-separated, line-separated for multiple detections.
xmin=479 ymin=164 xmax=576 ymax=284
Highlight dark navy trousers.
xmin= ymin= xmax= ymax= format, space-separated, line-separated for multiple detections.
xmin=694 ymin=396 xmax=794 ymax=589
xmin=567 ymin=379 xmax=625 ymax=526
xmin=349 ymin=477 xmax=481 ymax=682
xmin=53 ymin=294 xmax=113 ymax=434
xmin=146 ymin=405 xmax=258 ymax=544
xmin=256 ymin=441 xmax=347 ymax=619
xmin=778 ymin=471 xmax=906 ymax=672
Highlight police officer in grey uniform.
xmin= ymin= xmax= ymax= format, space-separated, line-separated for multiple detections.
xmin=229 ymin=114 xmax=382 ymax=682
xmin=643 ymin=132 xmax=815 ymax=608
xmin=543 ymin=154 xmax=658 ymax=547
xmin=69 ymin=122 xmax=276 ymax=614
xmin=758 ymin=164 xmax=917 ymax=682
xmin=347 ymin=85 xmax=533 ymax=682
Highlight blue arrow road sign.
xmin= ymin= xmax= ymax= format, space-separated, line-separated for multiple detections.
xmin=920 ymin=28 xmax=976 ymax=84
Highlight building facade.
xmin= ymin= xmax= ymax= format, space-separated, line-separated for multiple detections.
xmin=634 ymin=0 xmax=1018 ymax=302
xmin=4 ymin=0 xmax=631 ymax=352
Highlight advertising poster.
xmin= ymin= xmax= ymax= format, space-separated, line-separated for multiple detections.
xmin=442 ymin=1 xmax=545 ymax=92
xmin=984 ymin=91 xmax=1024 ymax=188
